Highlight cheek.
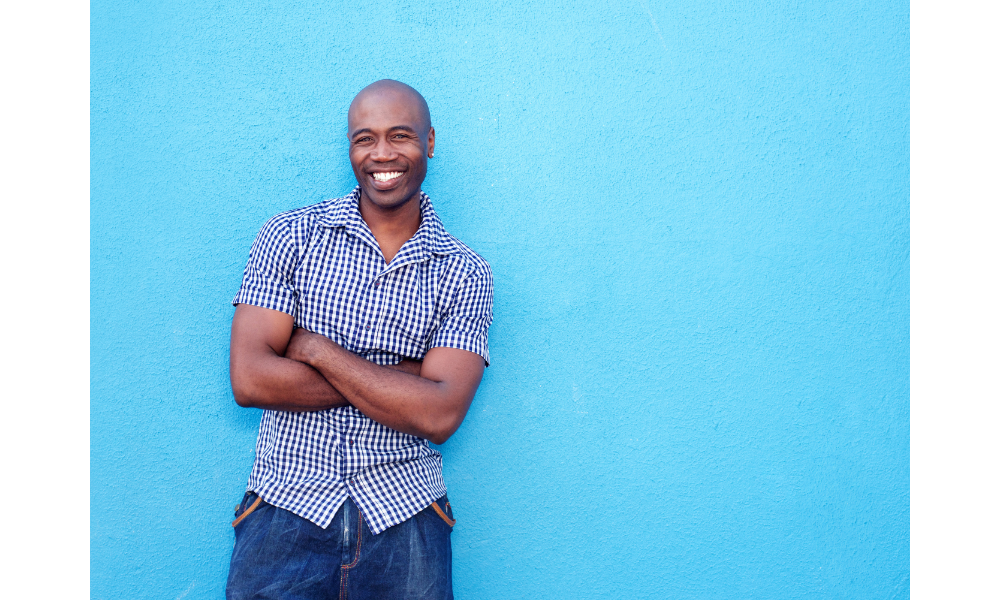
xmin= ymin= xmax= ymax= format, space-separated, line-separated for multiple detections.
xmin=349 ymin=149 xmax=366 ymax=169
xmin=353 ymin=163 xmax=366 ymax=176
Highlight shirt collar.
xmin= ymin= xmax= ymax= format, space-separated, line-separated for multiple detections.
xmin=318 ymin=186 xmax=461 ymax=263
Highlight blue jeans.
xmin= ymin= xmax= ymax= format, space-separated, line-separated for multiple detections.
xmin=226 ymin=492 xmax=454 ymax=600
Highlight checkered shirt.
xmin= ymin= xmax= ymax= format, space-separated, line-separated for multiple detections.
xmin=232 ymin=187 xmax=493 ymax=534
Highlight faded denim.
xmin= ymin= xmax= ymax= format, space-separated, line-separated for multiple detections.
xmin=226 ymin=492 xmax=454 ymax=600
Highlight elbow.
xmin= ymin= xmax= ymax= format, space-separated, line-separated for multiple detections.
xmin=232 ymin=385 xmax=255 ymax=408
xmin=427 ymin=431 xmax=452 ymax=445
xmin=424 ymin=411 xmax=465 ymax=445
xmin=233 ymin=390 xmax=255 ymax=408
xmin=230 ymin=369 xmax=261 ymax=408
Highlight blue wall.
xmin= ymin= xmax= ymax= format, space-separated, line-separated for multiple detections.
xmin=92 ymin=1 xmax=908 ymax=598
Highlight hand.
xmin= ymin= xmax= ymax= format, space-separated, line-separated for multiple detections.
xmin=287 ymin=327 xmax=422 ymax=377
xmin=285 ymin=327 xmax=323 ymax=364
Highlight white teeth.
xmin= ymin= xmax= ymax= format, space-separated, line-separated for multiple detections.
xmin=372 ymin=172 xmax=403 ymax=182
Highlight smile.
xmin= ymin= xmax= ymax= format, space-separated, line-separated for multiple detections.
xmin=372 ymin=172 xmax=404 ymax=182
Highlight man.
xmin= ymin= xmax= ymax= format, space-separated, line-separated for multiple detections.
xmin=225 ymin=80 xmax=493 ymax=600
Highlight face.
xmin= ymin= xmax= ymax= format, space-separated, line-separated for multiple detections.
xmin=348 ymin=89 xmax=435 ymax=211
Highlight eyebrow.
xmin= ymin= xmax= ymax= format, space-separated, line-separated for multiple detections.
xmin=350 ymin=125 xmax=419 ymax=138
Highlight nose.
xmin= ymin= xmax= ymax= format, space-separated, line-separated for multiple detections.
xmin=372 ymin=137 xmax=396 ymax=161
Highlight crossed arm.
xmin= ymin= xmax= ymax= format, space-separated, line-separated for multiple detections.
xmin=229 ymin=303 xmax=485 ymax=444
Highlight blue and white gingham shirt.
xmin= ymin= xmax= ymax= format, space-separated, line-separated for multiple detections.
xmin=232 ymin=187 xmax=493 ymax=534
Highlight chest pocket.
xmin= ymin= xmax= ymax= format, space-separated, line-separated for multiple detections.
xmin=376 ymin=266 xmax=440 ymax=356
xmin=292 ymin=233 xmax=382 ymax=348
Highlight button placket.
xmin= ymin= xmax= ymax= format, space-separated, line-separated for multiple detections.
xmin=369 ymin=269 xmax=390 ymax=336
xmin=334 ymin=407 xmax=347 ymax=481
xmin=361 ymin=265 xmax=383 ymax=336
xmin=342 ymin=411 xmax=359 ymax=482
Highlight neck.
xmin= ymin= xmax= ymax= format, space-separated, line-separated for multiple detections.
xmin=358 ymin=192 xmax=422 ymax=264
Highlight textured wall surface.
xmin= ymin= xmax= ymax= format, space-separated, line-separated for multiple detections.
xmin=92 ymin=1 xmax=908 ymax=598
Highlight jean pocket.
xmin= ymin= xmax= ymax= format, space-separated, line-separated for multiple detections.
xmin=430 ymin=495 xmax=455 ymax=528
xmin=232 ymin=492 xmax=264 ymax=528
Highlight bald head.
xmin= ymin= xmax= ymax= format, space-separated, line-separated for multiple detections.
xmin=348 ymin=79 xmax=431 ymax=135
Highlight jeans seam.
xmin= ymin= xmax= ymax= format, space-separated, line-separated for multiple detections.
xmin=344 ymin=507 xmax=364 ymax=569
xmin=338 ymin=509 xmax=363 ymax=600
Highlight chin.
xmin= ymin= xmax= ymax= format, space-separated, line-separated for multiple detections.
xmin=363 ymin=186 xmax=419 ymax=210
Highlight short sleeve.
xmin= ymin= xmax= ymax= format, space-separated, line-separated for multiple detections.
xmin=428 ymin=267 xmax=494 ymax=366
xmin=231 ymin=214 xmax=300 ymax=315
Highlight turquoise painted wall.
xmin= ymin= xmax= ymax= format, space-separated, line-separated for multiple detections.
xmin=91 ymin=1 xmax=909 ymax=598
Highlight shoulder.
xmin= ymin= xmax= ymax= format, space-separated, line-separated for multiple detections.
xmin=252 ymin=195 xmax=349 ymax=248
xmin=446 ymin=235 xmax=492 ymax=281
xmin=420 ymin=193 xmax=490 ymax=282
xmin=435 ymin=233 xmax=493 ymax=300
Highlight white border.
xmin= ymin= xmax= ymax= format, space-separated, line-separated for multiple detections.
xmin=5 ymin=1 xmax=995 ymax=597
xmin=912 ymin=1 xmax=999 ymax=597
xmin=0 ymin=2 xmax=91 ymax=597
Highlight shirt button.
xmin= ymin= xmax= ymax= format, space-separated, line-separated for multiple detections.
xmin=374 ymin=281 xmax=380 ymax=287
xmin=365 ymin=324 xmax=371 ymax=330
xmin=349 ymin=439 xmax=355 ymax=446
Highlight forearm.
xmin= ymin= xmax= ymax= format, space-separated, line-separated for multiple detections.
xmin=231 ymin=351 xmax=350 ymax=411
xmin=323 ymin=348 xmax=456 ymax=442
xmin=231 ymin=349 xmax=423 ymax=412
xmin=291 ymin=337 xmax=469 ymax=443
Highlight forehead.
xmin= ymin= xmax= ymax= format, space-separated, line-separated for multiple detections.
xmin=348 ymin=89 xmax=427 ymax=134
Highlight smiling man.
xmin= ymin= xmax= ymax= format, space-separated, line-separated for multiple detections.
xmin=225 ymin=80 xmax=493 ymax=600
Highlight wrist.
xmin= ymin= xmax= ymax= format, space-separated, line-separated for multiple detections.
xmin=302 ymin=331 xmax=328 ymax=364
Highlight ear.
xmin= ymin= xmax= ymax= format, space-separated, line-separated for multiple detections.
xmin=427 ymin=126 xmax=435 ymax=158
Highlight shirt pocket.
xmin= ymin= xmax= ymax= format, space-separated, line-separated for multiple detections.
xmin=293 ymin=238 xmax=374 ymax=348
xmin=377 ymin=269 xmax=439 ymax=356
